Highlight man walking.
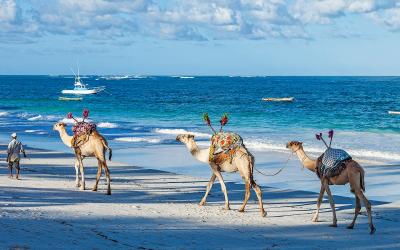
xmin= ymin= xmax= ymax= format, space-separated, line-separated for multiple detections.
xmin=7 ymin=133 xmax=26 ymax=179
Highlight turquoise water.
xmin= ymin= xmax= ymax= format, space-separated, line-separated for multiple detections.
xmin=1 ymin=75 xmax=400 ymax=161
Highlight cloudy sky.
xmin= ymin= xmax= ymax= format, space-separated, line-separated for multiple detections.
xmin=1 ymin=0 xmax=400 ymax=75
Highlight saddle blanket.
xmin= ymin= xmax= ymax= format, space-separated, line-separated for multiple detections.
xmin=209 ymin=132 xmax=243 ymax=163
xmin=318 ymin=148 xmax=352 ymax=178
xmin=71 ymin=122 xmax=97 ymax=148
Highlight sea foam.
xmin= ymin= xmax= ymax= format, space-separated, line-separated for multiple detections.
xmin=114 ymin=137 xmax=161 ymax=143
xmin=97 ymin=122 xmax=118 ymax=128
xmin=154 ymin=128 xmax=211 ymax=138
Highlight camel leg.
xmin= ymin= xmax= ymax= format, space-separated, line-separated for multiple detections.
xmin=92 ymin=160 xmax=103 ymax=192
xmin=251 ymin=181 xmax=266 ymax=217
xmin=347 ymin=195 xmax=361 ymax=229
xmin=312 ymin=185 xmax=325 ymax=222
xmin=211 ymin=166 xmax=230 ymax=210
xmin=77 ymin=156 xmax=85 ymax=191
xmin=238 ymin=180 xmax=251 ymax=213
xmin=322 ymin=179 xmax=337 ymax=227
xmin=356 ymin=190 xmax=375 ymax=234
xmin=199 ymin=173 xmax=216 ymax=206
xmin=74 ymin=161 xmax=80 ymax=188
xmin=102 ymin=161 xmax=111 ymax=195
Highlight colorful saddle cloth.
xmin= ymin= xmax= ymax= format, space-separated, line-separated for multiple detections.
xmin=71 ymin=122 xmax=97 ymax=148
xmin=209 ymin=132 xmax=243 ymax=164
xmin=317 ymin=148 xmax=352 ymax=178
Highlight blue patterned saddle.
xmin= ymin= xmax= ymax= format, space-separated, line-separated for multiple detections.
xmin=317 ymin=148 xmax=352 ymax=178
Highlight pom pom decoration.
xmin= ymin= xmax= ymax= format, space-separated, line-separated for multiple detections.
xmin=328 ymin=130 xmax=334 ymax=139
xmin=203 ymin=113 xmax=211 ymax=126
xmin=82 ymin=109 xmax=89 ymax=120
xmin=315 ymin=132 xmax=329 ymax=148
xmin=328 ymin=129 xmax=334 ymax=147
xmin=202 ymin=113 xmax=216 ymax=134
xmin=315 ymin=133 xmax=321 ymax=140
xmin=67 ymin=112 xmax=73 ymax=119
xmin=220 ymin=113 xmax=228 ymax=126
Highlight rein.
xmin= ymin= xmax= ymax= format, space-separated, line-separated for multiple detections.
xmin=253 ymin=151 xmax=294 ymax=177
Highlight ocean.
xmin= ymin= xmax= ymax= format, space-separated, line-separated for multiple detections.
xmin=1 ymin=75 xmax=400 ymax=201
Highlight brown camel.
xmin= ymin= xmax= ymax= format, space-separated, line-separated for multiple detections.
xmin=53 ymin=122 xmax=112 ymax=195
xmin=286 ymin=141 xmax=375 ymax=234
xmin=176 ymin=134 xmax=266 ymax=217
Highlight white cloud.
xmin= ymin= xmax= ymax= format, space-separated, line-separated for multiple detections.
xmin=0 ymin=0 xmax=17 ymax=22
xmin=1 ymin=0 xmax=400 ymax=43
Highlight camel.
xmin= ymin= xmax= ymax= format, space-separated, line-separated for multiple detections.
xmin=176 ymin=134 xmax=266 ymax=217
xmin=286 ymin=141 xmax=375 ymax=234
xmin=53 ymin=122 xmax=112 ymax=195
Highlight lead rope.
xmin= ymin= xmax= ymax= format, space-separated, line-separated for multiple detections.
xmin=253 ymin=151 xmax=294 ymax=177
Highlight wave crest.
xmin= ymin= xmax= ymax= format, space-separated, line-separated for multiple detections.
xmin=114 ymin=137 xmax=161 ymax=143
xmin=154 ymin=128 xmax=210 ymax=138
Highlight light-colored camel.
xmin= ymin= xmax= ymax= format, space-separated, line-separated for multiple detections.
xmin=53 ymin=122 xmax=112 ymax=195
xmin=286 ymin=141 xmax=375 ymax=234
xmin=176 ymin=134 xmax=266 ymax=217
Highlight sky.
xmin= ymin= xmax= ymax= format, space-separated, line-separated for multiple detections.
xmin=1 ymin=0 xmax=400 ymax=76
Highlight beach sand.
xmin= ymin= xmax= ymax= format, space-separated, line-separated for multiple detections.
xmin=0 ymin=145 xmax=399 ymax=249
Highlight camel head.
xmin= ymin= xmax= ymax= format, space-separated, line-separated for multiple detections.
xmin=286 ymin=141 xmax=303 ymax=152
xmin=53 ymin=122 xmax=67 ymax=132
xmin=176 ymin=134 xmax=195 ymax=144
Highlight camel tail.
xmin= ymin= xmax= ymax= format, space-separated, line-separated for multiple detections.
xmin=101 ymin=139 xmax=112 ymax=161
xmin=248 ymin=154 xmax=255 ymax=185
xmin=360 ymin=168 xmax=365 ymax=192
xmin=108 ymin=147 xmax=113 ymax=161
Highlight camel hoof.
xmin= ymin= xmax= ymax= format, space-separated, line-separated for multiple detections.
xmin=370 ymin=226 xmax=376 ymax=235
xmin=92 ymin=188 xmax=97 ymax=192
xmin=238 ymin=208 xmax=245 ymax=213
xmin=261 ymin=211 xmax=267 ymax=217
xmin=347 ymin=225 xmax=354 ymax=229
xmin=224 ymin=206 xmax=231 ymax=211
xmin=79 ymin=186 xmax=85 ymax=191
xmin=106 ymin=191 xmax=111 ymax=195
xmin=311 ymin=217 xmax=318 ymax=223
xmin=199 ymin=200 xmax=206 ymax=206
xmin=329 ymin=224 xmax=337 ymax=228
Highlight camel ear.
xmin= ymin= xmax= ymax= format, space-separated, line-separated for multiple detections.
xmin=188 ymin=134 xmax=194 ymax=139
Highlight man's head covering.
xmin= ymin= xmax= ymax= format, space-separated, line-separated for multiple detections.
xmin=11 ymin=133 xmax=17 ymax=138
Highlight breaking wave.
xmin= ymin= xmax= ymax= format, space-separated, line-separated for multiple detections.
xmin=97 ymin=122 xmax=118 ymax=128
xmin=114 ymin=137 xmax=162 ymax=143
xmin=154 ymin=128 xmax=211 ymax=138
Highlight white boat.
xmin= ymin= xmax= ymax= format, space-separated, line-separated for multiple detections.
xmin=262 ymin=97 xmax=294 ymax=102
xmin=61 ymin=68 xmax=105 ymax=95
xmin=58 ymin=96 xmax=83 ymax=101
xmin=388 ymin=111 xmax=400 ymax=115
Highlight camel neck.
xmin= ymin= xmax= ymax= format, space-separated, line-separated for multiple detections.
xmin=295 ymin=148 xmax=317 ymax=172
xmin=186 ymin=140 xmax=209 ymax=164
xmin=58 ymin=128 xmax=72 ymax=148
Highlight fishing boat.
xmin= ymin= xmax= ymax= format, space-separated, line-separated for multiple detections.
xmin=388 ymin=111 xmax=400 ymax=115
xmin=262 ymin=97 xmax=294 ymax=102
xmin=61 ymin=68 xmax=105 ymax=95
xmin=58 ymin=96 xmax=83 ymax=101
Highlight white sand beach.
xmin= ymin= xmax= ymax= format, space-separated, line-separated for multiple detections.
xmin=1 ymin=144 xmax=399 ymax=249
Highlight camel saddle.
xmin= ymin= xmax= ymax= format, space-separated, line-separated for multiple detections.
xmin=316 ymin=148 xmax=352 ymax=179
xmin=71 ymin=122 xmax=97 ymax=148
xmin=209 ymin=132 xmax=243 ymax=165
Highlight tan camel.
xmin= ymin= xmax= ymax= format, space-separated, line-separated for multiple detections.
xmin=53 ymin=122 xmax=112 ymax=195
xmin=176 ymin=134 xmax=266 ymax=217
xmin=286 ymin=141 xmax=375 ymax=234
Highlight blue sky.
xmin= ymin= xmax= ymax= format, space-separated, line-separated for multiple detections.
xmin=1 ymin=0 xmax=400 ymax=75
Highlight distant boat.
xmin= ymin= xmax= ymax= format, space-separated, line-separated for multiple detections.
xmin=58 ymin=96 xmax=83 ymax=101
xmin=61 ymin=67 xmax=105 ymax=95
xmin=262 ymin=97 xmax=294 ymax=102
xmin=388 ymin=111 xmax=400 ymax=115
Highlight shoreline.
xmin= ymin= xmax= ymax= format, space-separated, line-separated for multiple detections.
xmin=1 ymin=144 xmax=399 ymax=249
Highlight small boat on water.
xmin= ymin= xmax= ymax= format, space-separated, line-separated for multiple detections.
xmin=58 ymin=96 xmax=83 ymax=101
xmin=61 ymin=68 xmax=105 ymax=95
xmin=262 ymin=97 xmax=294 ymax=102
xmin=388 ymin=111 xmax=400 ymax=115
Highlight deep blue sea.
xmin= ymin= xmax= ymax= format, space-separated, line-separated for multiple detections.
xmin=1 ymin=75 xmax=400 ymax=162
